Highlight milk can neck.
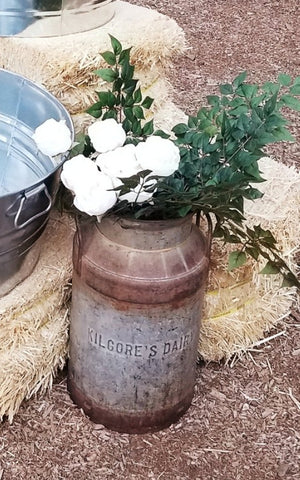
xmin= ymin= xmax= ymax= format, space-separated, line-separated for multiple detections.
xmin=96 ymin=215 xmax=193 ymax=250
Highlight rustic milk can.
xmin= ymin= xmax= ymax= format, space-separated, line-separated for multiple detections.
xmin=68 ymin=214 xmax=209 ymax=433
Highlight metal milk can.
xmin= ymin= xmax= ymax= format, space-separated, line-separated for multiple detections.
xmin=68 ymin=214 xmax=209 ymax=433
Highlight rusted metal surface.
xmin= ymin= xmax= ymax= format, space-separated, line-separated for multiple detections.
xmin=68 ymin=214 xmax=209 ymax=433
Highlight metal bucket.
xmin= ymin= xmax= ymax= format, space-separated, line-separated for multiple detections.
xmin=0 ymin=69 xmax=74 ymax=296
xmin=0 ymin=0 xmax=115 ymax=37
xmin=68 ymin=215 xmax=209 ymax=433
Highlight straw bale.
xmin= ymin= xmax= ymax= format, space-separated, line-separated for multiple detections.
xmin=0 ymin=211 xmax=74 ymax=421
xmin=61 ymin=71 xmax=175 ymax=116
xmin=0 ymin=1 xmax=187 ymax=114
xmin=244 ymin=157 xmax=300 ymax=259
xmin=0 ymin=310 xmax=69 ymax=423
xmin=199 ymin=157 xmax=300 ymax=362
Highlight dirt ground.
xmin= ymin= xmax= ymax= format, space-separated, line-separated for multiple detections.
xmin=1 ymin=1 xmax=299 ymax=479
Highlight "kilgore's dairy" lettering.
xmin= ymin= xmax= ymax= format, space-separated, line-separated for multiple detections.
xmin=88 ymin=328 xmax=193 ymax=359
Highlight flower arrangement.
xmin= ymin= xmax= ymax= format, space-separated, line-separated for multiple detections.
xmin=33 ymin=35 xmax=300 ymax=287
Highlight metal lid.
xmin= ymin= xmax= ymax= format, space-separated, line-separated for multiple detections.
xmin=0 ymin=0 xmax=115 ymax=37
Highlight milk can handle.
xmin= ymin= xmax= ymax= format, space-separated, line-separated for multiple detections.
xmin=14 ymin=184 xmax=52 ymax=230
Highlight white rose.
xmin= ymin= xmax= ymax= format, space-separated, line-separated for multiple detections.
xmin=32 ymin=118 xmax=72 ymax=157
xmin=74 ymin=172 xmax=117 ymax=216
xmin=135 ymin=136 xmax=180 ymax=177
xmin=120 ymin=177 xmax=157 ymax=204
xmin=88 ymin=118 xmax=126 ymax=153
xmin=96 ymin=144 xmax=141 ymax=178
xmin=61 ymin=155 xmax=99 ymax=193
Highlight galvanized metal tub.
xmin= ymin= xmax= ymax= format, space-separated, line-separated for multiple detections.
xmin=68 ymin=214 xmax=209 ymax=433
xmin=0 ymin=0 xmax=115 ymax=37
xmin=0 ymin=69 xmax=74 ymax=296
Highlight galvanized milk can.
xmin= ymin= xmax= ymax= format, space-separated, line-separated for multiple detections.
xmin=0 ymin=0 xmax=115 ymax=37
xmin=68 ymin=214 xmax=209 ymax=433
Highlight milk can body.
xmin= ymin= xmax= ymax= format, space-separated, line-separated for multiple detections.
xmin=68 ymin=214 xmax=209 ymax=433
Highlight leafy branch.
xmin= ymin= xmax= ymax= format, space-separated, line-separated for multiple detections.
xmin=87 ymin=35 xmax=155 ymax=142
xmin=73 ymin=36 xmax=299 ymax=288
xmin=164 ymin=71 xmax=300 ymax=287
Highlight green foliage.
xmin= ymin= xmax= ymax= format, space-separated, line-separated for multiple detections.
xmin=86 ymin=36 xmax=155 ymax=143
xmin=228 ymin=251 xmax=247 ymax=270
xmin=82 ymin=37 xmax=300 ymax=288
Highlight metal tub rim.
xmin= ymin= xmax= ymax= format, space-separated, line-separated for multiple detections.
xmin=0 ymin=68 xmax=74 ymax=199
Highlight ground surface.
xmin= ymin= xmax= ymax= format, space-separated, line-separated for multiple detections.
xmin=1 ymin=1 xmax=299 ymax=479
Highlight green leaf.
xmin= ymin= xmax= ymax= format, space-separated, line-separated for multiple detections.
xmin=233 ymin=71 xmax=247 ymax=88
xmin=262 ymin=82 xmax=280 ymax=95
xmin=172 ymin=123 xmax=189 ymax=135
xmin=122 ymin=118 xmax=131 ymax=133
xmin=250 ymin=94 xmax=267 ymax=108
xmin=272 ymin=127 xmax=295 ymax=142
xmin=229 ymin=97 xmax=247 ymax=108
xmin=86 ymin=102 xmax=102 ymax=118
xmin=259 ymin=261 xmax=280 ymax=275
xmin=289 ymin=84 xmax=300 ymax=95
xmin=69 ymin=133 xmax=86 ymax=157
xmin=153 ymin=130 xmax=170 ymax=139
xmin=94 ymin=68 xmax=118 ymax=82
xmin=253 ymin=226 xmax=277 ymax=246
xmin=241 ymin=84 xmax=258 ymax=99
xmin=280 ymin=94 xmax=300 ymax=112
xmin=119 ymin=47 xmax=132 ymax=65
xmin=278 ymin=73 xmax=291 ymax=86
xmin=263 ymin=93 xmax=278 ymax=115
xmin=187 ymin=116 xmax=198 ymax=128
xmin=101 ymin=51 xmax=116 ymax=66
xmin=204 ymin=125 xmax=218 ymax=136
xmin=102 ymin=110 xmax=117 ymax=121
xmin=281 ymin=272 xmax=300 ymax=288
xmin=121 ymin=63 xmax=135 ymax=81
xmin=220 ymin=83 xmax=234 ymax=95
xmin=112 ymin=77 xmax=123 ymax=93
xmin=123 ymin=79 xmax=138 ymax=95
xmin=139 ymin=169 xmax=153 ymax=179
xmin=133 ymin=88 xmax=142 ymax=103
xmin=124 ymin=107 xmax=135 ymax=121
xmin=228 ymin=251 xmax=247 ymax=271
xmin=133 ymin=105 xmax=144 ymax=119
xmin=124 ymin=95 xmax=134 ymax=107
xmin=109 ymin=35 xmax=122 ymax=55
xmin=243 ymin=187 xmax=264 ymax=200
xmin=293 ymin=75 xmax=300 ymax=85
xmin=245 ymin=246 xmax=259 ymax=260
xmin=207 ymin=95 xmax=220 ymax=106
xmin=131 ymin=118 xmax=142 ymax=135
xmin=177 ymin=206 xmax=192 ymax=217
xmin=142 ymin=119 xmax=154 ymax=136
xmin=229 ymin=105 xmax=249 ymax=116
xmin=141 ymin=96 xmax=154 ymax=109
xmin=97 ymin=91 xmax=116 ymax=108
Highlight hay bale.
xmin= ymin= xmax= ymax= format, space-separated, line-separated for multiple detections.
xmin=0 ymin=1 xmax=187 ymax=115
xmin=199 ymin=157 xmax=300 ymax=362
xmin=0 ymin=212 xmax=74 ymax=422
